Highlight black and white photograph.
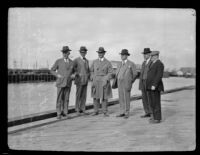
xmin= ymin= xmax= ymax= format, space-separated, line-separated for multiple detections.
xmin=7 ymin=7 xmax=196 ymax=151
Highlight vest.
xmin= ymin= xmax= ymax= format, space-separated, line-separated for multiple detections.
xmin=117 ymin=63 xmax=127 ymax=80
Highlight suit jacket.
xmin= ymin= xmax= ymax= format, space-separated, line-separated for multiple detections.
xmin=73 ymin=57 xmax=90 ymax=85
xmin=50 ymin=58 xmax=74 ymax=88
xmin=90 ymin=58 xmax=113 ymax=99
xmin=116 ymin=60 xmax=138 ymax=91
xmin=146 ymin=59 xmax=164 ymax=91
xmin=139 ymin=60 xmax=152 ymax=90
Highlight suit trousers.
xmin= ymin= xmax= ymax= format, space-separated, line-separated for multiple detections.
xmin=75 ymin=84 xmax=87 ymax=112
xmin=93 ymin=98 xmax=108 ymax=114
xmin=56 ymin=86 xmax=71 ymax=116
xmin=141 ymin=79 xmax=152 ymax=115
xmin=147 ymin=90 xmax=162 ymax=120
xmin=118 ymin=80 xmax=130 ymax=115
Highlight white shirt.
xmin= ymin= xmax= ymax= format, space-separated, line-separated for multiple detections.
xmin=81 ymin=57 xmax=86 ymax=62
xmin=64 ymin=58 xmax=69 ymax=63
xmin=99 ymin=57 xmax=104 ymax=62
xmin=145 ymin=58 xmax=150 ymax=65
xmin=122 ymin=59 xmax=127 ymax=65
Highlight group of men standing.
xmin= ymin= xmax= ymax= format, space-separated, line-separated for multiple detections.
xmin=50 ymin=45 xmax=164 ymax=124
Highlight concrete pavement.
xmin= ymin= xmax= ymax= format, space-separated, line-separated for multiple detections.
xmin=8 ymin=89 xmax=195 ymax=151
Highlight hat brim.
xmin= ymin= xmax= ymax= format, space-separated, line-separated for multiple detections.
xmin=141 ymin=51 xmax=151 ymax=54
xmin=151 ymin=54 xmax=159 ymax=56
xmin=97 ymin=51 xmax=106 ymax=53
xmin=61 ymin=50 xmax=71 ymax=53
xmin=119 ymin=53 xmax=130 ymax=56
xmin=79 ymin=50 xmax=87 ymax=52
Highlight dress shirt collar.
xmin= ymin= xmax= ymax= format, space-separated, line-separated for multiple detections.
xmin=99 ymin=57 xmax=104 ymax=62
xmin=81 ymin=56 xmax=86 ymax=60
xmin=122 ymin=59 xmax=127 ymax=64
xmin=64 ymin=58 xmax=69 ymax=62
xmin=145 ymin=57 xmax=150 ymax=64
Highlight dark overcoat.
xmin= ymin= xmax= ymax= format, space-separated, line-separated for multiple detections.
xmin=146 ymin=60 xmax=164 ymax=91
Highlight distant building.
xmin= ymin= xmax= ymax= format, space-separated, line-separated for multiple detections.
xmin=169 ymin=69 xmax=178 ymax=77
xmin=177 ymin=70 xmax=184 ymax=77
xmin=180 ymin=67 xmax=196 ymax=77
xmin=110 ymin=60 xmax=141 ymax=71
xmin=110 ymin=60 xmax=120 ymax=69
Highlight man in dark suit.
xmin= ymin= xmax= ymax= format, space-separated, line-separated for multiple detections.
xmin=139 ymin=48 xmax=152 ymax=118
xmin=51 ymin=46 xmax=75 ymax=119
xmin=146 ymin=51 xmax=164 ymax=123
xmin=73 ymin=46 xmax=90 ymax=116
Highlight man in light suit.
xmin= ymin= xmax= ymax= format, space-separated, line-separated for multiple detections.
xmin=146 ymin=51 xmax=164 ymax=123
xmin=115 ymin=49 xmax=138 ymax=119
xmin=51 ymin=46 xmax=75 ymax=119
xmin=73 ymin=46 xmax=90 ymax=116
xmin=90 ymin=47 xmax=113 ymax=117
xmin=139 ymin=48 xmax=152 ymax=118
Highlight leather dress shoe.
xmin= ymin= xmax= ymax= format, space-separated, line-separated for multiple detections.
xmin=82 ymin=111 xmax=89 ymax=115
xmin=57 ymin=115 xmax=62 ymax=120
xmin=104 ymin=113 xmax=109 ymax=117
xmin=149 ymin=119 xmax=161 ymax=124
xmin=91 ymin=112 xmax=99 ymax=116
xmin=116 ymin=114 xmax=125 ymax=117
xmin=76 ymin=112 xmax=81 ymax=116
xmin=140 ymin=114 xmax=151 ymax=118
xmin=124 ymin=115 xmax=129 ymax=119
xmin=149 ymin=117 xmax=154 ymax=121
xmin=61 ymin=113 xmax=67 ymax=116
xmin=62 ymin=113 xmax=69 ymax=119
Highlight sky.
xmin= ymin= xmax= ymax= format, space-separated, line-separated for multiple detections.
xmin=8 ymin=8 xmax=196 ymax=70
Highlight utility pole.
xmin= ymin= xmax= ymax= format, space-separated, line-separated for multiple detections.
xmin=46 ymin=60 xmax=49 ymax=69
xmin=20 ymin=59 xmax=23 ymax=70
xmin=36 ymin=61 xmax=37 ymax=69
xmin=13 ymin=60 xmax=17 ymax=69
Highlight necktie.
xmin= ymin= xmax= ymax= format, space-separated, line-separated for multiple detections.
xmin=83 ymin=57 xmax=86 ymax=63
xmin=122 ymin=61 xmax=125 ymax=65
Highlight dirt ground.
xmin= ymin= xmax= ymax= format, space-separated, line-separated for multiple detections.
xmin=8 ymin=89 xmax=195 ymax=151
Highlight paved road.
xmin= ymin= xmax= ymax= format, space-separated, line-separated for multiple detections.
xmin=8 ymin=89 xmax=195 ymax=151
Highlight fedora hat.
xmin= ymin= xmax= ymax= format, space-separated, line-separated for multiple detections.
xmin=142 ymin=48 xmax=151 ymax=54
xmin=79 ymin=46 xmax=88 ymax=52
xmin=61 ymin=46 xmax=71 ymax=53
xmin=150 ymin=51 xmax=160 ymax=56
xmin=119 ymin=49 xmax=130 ymax=56
xmin=96 ymin=47 xmax=106 ymax=53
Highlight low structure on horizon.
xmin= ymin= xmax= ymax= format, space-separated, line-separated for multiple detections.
xmin=180 ymin=67 xmax=196 ymax=77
